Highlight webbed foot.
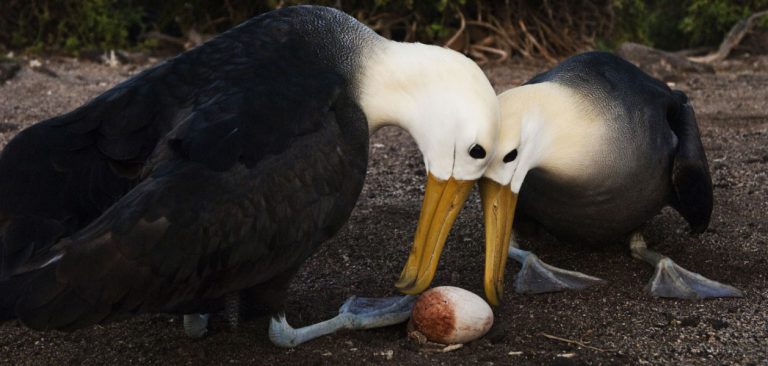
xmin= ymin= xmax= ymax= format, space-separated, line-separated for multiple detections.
xmin=269 ymin=295 xmax=416 ymax=348
xmin=338 ymin=295 xmax=417 ymax=328
xmin=630 ymin=232 xmax=743 ymax=299
xmin=647 ymin=257 xmax=743 ymax=299
xmin=510 ymin=247 xmax=605 ymax=294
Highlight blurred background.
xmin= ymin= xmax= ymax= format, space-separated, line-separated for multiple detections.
xmin=1 ymin=0 xmax=767 ymax=63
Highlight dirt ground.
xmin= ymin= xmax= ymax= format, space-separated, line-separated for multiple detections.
xmin=0 ymin=52 xmax=766 ymax=365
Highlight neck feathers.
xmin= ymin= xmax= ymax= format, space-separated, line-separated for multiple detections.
xmin=502 ymin=83 xmax=608 ymax=191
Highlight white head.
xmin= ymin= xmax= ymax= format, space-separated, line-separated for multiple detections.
xmin=358 ymin=42 xmax=500 ymax=181
xmin=484 ymin=82 xmax=606 ymax=192
xmin=356 ymin=41 xmax=501 ymax=300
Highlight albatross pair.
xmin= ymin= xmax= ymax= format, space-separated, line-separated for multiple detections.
xmin=0 ymin=6 xmax=739 ymax=349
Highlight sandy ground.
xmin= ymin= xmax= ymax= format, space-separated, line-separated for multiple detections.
xmin=0 ymin=53 xmax=766 ymax=365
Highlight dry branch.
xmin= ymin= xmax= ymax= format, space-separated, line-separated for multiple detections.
xmin=539 ymin=332 xmax=611 ymax=352
xmin=689 ymin=10 xmax=768 ymax=64
xmin=435 ymin=0 xmax=613 ymax=63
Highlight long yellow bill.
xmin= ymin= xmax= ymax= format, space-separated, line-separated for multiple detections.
xmin=479 ymin=178 xmax=518 ymax=306
xmin=395 ymin=173 xmax=475 ymax=294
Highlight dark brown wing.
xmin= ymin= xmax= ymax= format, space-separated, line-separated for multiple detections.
xmin=11 ymin=81 xmax=368 ymax=331
xmin=0 ymin=6 xmax=358 ymax=279
xmin=0 ymin=6 xmax=372 ymax=329
xmin=0 ymin=44 xmax=230 ymax=278
xmin=668 ymin=91 xmax=713 ymax=233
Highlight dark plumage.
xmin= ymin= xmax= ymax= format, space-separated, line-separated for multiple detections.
xmin=0 ymin=6 xmax=370 ymax=330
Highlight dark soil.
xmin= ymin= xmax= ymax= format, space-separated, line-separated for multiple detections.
xmin=1 ymin=54 xmax=766 ymax=365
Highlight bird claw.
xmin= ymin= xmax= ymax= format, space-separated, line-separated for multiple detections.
xmin=269 ymin=313 xmax=300 ymax=348
xmin=647 ymin=258 xmax=743 ymax=299
xmin=514 ymin=252 xmax=605 ymax=294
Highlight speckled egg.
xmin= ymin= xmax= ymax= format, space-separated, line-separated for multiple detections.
xmin=410 ymin=286 xmax=494 ymax=344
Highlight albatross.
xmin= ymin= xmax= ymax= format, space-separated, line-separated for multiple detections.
xmin=0 ymin=5 xmax=503 ymax=346
xmin=478 ymin=52 xmax=741 ymax=303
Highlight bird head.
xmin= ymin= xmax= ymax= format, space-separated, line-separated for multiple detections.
xmin=358 ymin=42 xmax=501 ymax=298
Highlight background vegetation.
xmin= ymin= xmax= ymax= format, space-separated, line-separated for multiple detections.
xmin=0 ymin=0 xmax=766 ymax=60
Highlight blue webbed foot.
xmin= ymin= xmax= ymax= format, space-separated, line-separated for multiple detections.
xmin=269 ymin=295 xmax=416 ymax=348
xmin=510 ymin=247 xmax=605 ymax=294
xmin=647 ymin=257 xmax=743 ymax=299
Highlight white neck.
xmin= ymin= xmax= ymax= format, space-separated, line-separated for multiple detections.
xmin=505 ymin=83 xmax=607 ymax=192
xmin=511 ymin=106 xmax=551 ymax=192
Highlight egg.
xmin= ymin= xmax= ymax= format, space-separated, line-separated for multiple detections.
xmin=410 ymin=286 xmax=494 ymax=344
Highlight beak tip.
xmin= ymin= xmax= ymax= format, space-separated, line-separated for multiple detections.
xmin=484 ymin=288 xmax=502 ymax=307
xmin=395 ymin=174 xmax=476 ymax=298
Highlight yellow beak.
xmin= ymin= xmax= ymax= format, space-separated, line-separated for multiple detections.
xmin=479 ymin=178 xmax=518 ymax=306
xmin=395 ymin=173 xmax=475 ymax=294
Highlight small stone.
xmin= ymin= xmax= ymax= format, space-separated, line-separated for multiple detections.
xmin=0 ymin=59 xmax=20 ymax=84
xmin=408 ymin=329 xmax=428 ymax=345
xmin=680 ymin=316 xmax=700 ymax=327
xmin=441 ymin=344 xmax=463 ymax=352
xmin=374 ymin=350 xmax=393 ymax=359
xmin=709 ymin=319 xmax=729 ymax=330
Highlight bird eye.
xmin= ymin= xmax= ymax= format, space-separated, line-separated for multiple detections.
xmin=503 ymin=149 xmax=518 ymax=163
xmin=469 ymin=144 xmax=486 ymax=159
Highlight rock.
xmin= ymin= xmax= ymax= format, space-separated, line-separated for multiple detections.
xmin=28 ymin=59 xmax=58 ymax=78
xmin=739 ymin=29 xmax=768 ymax=55
xmin=615 ymin=42 xmax=713 ymax=81
xmin=0 ymin=59 xmax=20 ymax=83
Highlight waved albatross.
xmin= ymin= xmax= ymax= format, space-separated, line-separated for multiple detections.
xmin=0 ymin=5 xmax=502 ymax=346
xmin=478 ymin=51 xmax=741 ymax=302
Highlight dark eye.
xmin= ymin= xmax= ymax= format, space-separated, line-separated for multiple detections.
xmin=503 ymin=149 xmax=518 ymax=163
xmin=469 ymin=144 xmax=486 ymax=159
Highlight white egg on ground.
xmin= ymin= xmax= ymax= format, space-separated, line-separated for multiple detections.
xmin=409 ymin=286 xmax=494 ymax=344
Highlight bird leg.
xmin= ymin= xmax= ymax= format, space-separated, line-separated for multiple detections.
xmin=629 ymin=232 xmax=743 ymax=299
xmin=225 ymin=292 xmax=241 ymax=330
xmin=508 ymin=235 xmax=605 ymax=294
xmin=269 ymin=295 xmax=416 ymax=348
xmin=183 ymin=292 xmax=241 ymax=338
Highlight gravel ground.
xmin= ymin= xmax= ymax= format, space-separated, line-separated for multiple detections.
xmin=0 ymin=53 xmax=766 ymax=365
